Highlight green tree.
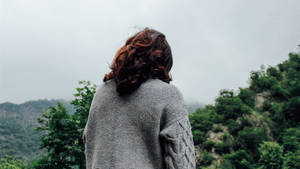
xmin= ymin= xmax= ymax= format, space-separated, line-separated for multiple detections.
xmin=282 ymin=97 xmax=300 ymax=125
xmin=189 ymin=105 xmax=215 ymax=144
xmin=69 ymin=81 xmax=97 ymax=169
xmin=237 ymin=127 xmax=267 ymax=157
xmin=200 ymin=151 xmax=214 ymax=166
xmin=238 ymin=88 xmax=255 ymax=108
xmin=282 ymin=127 xmax=300 ymax=153
xmin=34 ymin=81 xmax=96 ymax=169
xmin=258 ymin=141 xmax=283 ymax=169
xmin=27 ymin=155 xmax=52 ymax=169
xmin=215 ymin=90 xmax=251 ymax=120
xmin=223 ymin=150 xmax=254 ymax=169
xmin=0 ymin=155 xmax=26 ymax=169
xmin=36 ymin=103 xmax=77 ymax=169
xmin=283 ymin=151 xmax=300 ymax=169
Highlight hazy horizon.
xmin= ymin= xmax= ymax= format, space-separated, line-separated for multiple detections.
xmin=1 ymin=0 xmax=300 ymax=105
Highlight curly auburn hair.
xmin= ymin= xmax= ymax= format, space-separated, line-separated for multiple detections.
xmin=103 ymin=27 xmax=173 ymax=96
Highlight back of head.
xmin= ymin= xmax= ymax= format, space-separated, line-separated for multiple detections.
xmin=103 ymin=27 xmax=173 ymax=96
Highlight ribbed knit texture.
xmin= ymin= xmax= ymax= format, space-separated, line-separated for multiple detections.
xmin=83 ymin=78 xmax=196 ymax=169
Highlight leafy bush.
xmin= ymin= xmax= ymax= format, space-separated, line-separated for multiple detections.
xmin=223 ymin=150 xmax=254 ymax=169
xmin=270 ymin=84 xmax=288 ymax=99
xmin=192 ymin=130 xmax=206 ymax=145
xmin=215 ymin=90 xmax=251 ymax=120
xmin=281 ymin=127 xmax=300 ymax=153
xmin=219 ymin=159 xmax=235 ymax=169
xmin=289 ymin=83 xmax=300 ymax=97
xmin=262 ymin=100 xmax=272 ymax=111
xmin=214 ymin=142 xmax=231 ymax=154
xmin=212 ymin=125 xmax=223 ymax=133
xmin=200 ymin=151 xmax=215 ymax=166
xmin=189 ymin=106 xmax=214 ymax=133
xmin=190 ymin=106 xmax=215 ymax=144
xmin=202 ymin=140 xmax=215 ymax=151
xmin=226 ymin=119 xmax=241 ymax=136
xmin=266 ymin=66 xmax=282 ymax=81
xmin=27 ymin=155 xmax=52 ymax=169
xmin=258 ymin=141 xmax=283 ymax=169
xmin=222 ymin=133 xmax=233 ymax=144
xmin=282 ymin=97 xmax=300 ymax=125
xmin=250 ymin=71 xmax=277 ymax=92
xmin=237 ymin=127 xmax=267 ymax=158
xmin=269 ymin=103 xmax=284 ymax=123
xmin=238 ymin=88 xmax=255 ymax=108
xmin=0 ymin=155 xmax=27 ymax=169
xmin=240 ymin=117 xmax=252 ymax=128
xmin=283 ymin=151 xmax=300 ymax=169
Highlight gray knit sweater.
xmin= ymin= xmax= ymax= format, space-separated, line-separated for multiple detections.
xmin=82 ymin=78 xmax=196 ymax=169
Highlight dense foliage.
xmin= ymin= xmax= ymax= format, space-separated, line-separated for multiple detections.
xmin=0 ymin=155 xmax=26 ymax=169
xmin=189 ymin=52 xmax=300 ymax=169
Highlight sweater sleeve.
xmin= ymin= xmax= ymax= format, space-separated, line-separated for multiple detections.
xmin=159 ymin=85 xmax=196 ymax=169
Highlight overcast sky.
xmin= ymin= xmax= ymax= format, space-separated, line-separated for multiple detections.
xmin=1 ymin=0 xmax=300 ymax=105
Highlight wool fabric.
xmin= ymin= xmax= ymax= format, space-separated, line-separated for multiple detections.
xmin=83 ymin=78 xmax=196 ymax=169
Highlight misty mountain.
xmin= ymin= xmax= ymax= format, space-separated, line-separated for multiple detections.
xmin=0 ymin=99 xmax=74 ymax=161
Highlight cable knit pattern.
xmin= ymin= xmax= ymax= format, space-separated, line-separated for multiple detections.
xmin=160 ymin=116 xmax=196 ymax=169
xmin=83 ymin=78 xmax=196 ymax=169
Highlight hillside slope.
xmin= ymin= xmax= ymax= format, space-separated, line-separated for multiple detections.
xmin=0 ymin=99 xmax=74 ymax=162
xmin=190 ymin=52 xmax=300 ymax=169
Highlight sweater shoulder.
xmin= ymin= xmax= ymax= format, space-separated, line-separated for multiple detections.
xmin=139 ymin=79 xmax=183 ymax=100
xmin=94 ymin=78 xmax=183 ymax=104
xmin=142 ymin=78 xmax=181 ymax=93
